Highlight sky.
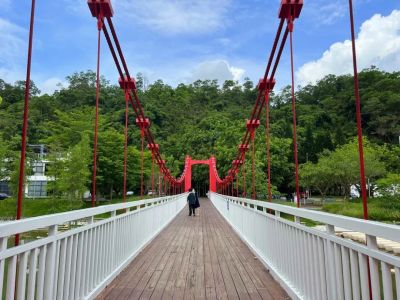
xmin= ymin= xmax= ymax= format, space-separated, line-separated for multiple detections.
xmin=0 ymin=0 xmax=399 ymax=95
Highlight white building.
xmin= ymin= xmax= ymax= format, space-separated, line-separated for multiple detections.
xmin=0 ymin=145 xmax=53 ymax=198
xmin=25 ymin=160 xmax=53 ymax=198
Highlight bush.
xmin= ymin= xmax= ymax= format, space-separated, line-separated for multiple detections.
xmin=322 ymin=196 xmax=400 ymax=222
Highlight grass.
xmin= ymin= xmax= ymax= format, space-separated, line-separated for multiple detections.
xmin=0 ymin=195 xmax=152 ymax=219
xmin=271 ymin=200 xmax=297 ymax=207
xmin=322 ymin=196 xmax=400 ymax=223
xmin=269 ymin=199 xmax=320 ymax=226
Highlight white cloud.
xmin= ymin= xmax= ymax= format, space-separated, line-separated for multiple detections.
xmin=0 ymin=18 xmax=25 ymax=60
xmin=115 ymin=0 xmax=231 ymax=34
xmin=62 ymin=0 xmax=88 ymax=16
xmin=38 ymin=77 xmax=67 ymax=95
xmin=0 ymin=18 xmax=26 ymax=83
xmin=187 ymin=60 xmax=245 ymax=84
xmin=306 ymin=0 xmax=347 ymax=25
xmin=297 ymin=10 xmax=400 ymax=85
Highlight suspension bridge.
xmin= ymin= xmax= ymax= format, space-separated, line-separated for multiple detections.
xmin=1 ymin=0 xmax=400 ymax=299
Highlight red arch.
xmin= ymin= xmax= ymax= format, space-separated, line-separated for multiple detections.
xmin=184 ymin=156 xmax=217 ymax=192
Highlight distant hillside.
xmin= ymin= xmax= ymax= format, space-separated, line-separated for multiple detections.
xmin=0 ymin=67 xmax=399 ymax=196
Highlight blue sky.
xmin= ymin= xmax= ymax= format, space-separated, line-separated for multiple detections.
xmin=0 ymin=0 xmax=399 ymax=94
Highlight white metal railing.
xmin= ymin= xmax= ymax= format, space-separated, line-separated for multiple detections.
xmin=0 ymin=194 xmax=187 ymax=300
xmin=210 ymin=192 xmax=400 ymax=300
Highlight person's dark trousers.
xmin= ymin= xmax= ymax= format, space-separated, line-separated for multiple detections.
xmin=189 ymin=204 xmax=196 ymax=216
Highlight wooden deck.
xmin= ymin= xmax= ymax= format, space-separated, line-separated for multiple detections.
xmin=97 ymin=198 xmax=289 ymax=300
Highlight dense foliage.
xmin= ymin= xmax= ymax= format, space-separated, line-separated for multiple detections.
xmin=0 ymin=67 xmax=399 ymax=199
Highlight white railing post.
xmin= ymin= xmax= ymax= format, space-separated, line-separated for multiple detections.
xmin=208 ymin=192 xmax=400 ymax=300
xmin=16 ymin=250 xmax=29 ymax=300
xmin=5 ymin=256 xmax=17 ymax=300
xmin=366 ymin=235 xmax=381 ymax=300
xmin=27 ymin=248 xmax=39 ymax=300
xmin=111 ymin=210 xmax=117 ymax=270
xmin=36 ymin=246 xmax=46 ymax=299
xmin=0 ymin=195 xmax=184 ymax=300
xmin=325 ymin=224 xmax=338 ymax=300
xmin=44 ymin=225 xmax=57 ymax=300
xmin=0 ymin=237 xmax=7 ymax=298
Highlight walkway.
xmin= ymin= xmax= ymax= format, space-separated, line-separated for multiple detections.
xmin=97 ymin=198 xmax=289 ymax=300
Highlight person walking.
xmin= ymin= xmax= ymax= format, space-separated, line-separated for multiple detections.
xmin=187 ymin=187 xmax=198 ymax=216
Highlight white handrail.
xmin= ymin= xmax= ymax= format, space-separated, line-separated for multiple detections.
xmin=210 ymin=192 xmax=400 ymax=300
xmin=0 ymin=196 xmax=179 ymax=238
xmin=0 ymin=193 xmax=188 ymax=300
xmin=227 ymin=195 xmax=400 ymax=243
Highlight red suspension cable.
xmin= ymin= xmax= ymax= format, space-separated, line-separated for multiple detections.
xmin=151 ymin=153 xmax=155 ymax=196
xmin=251 ymin=132 xmax=256 ymax=199
xmin=91 ymin=14 xmax=103 ymax=207
xmin=88 ymin=1 xmax=302 ymax=191
xmin=164 ymin=175 xmax=167 ymax=195
xmin=15 ymin=0 xmax=36 ymax=246
xmin=140 ymin=127 xmax=144 ymax=198
xmin=265 ymin=91 xmax=272 ymax=202
xmin=288 ymin=17 xmax=301 ymax=208
xmin=158 ymin=173 xmax=161 ymax=195
xmin=348 ymin=1 xmax=372 ymax=298
xmin=243 ymin=161 xmax=246 ymax=197
xmin=236 ymin=174 xmax=239 ymax=197
xmin=348 ymin=0 xmax=368 ymax=220
xmin=123 ymin=89 xmax=129 ymax=202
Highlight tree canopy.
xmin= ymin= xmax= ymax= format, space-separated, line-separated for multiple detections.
xmin=0 ymin=67 xmax=399 ymax=198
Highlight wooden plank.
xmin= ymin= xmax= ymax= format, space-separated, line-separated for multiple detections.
xmin=215 ymin=205 xmax=288 ymax=300
xmin=221 ymin=223 xmax=276 ymax=300
xmin=101 ymin=229 xmax=164 ymax=299
xmin=203 ymin=213 xmax=217 ymax=300
xmin=146 ymin=214 xmax=191 ymax=299
xmin=124 ymin=214 xmax=187 ymax=299
xmin=213 ymin=216 xmax=262 ymax=300
xmin=172 ymin=213 xmax=197 ymax=299
xmin=204 ymin=209 xmax=228 ymax=300
xmin=100 ymin=214 xmax=184 ymax=299
xmin=183 ymin=214 xmax=200 ymax=299
xmin=194 ymin=213 xmax=205 ymax=300
xmin=148 ymin=219 xmax=189 ymax=299
xmin=207 ymin=207 xmax=240 ymax=300
xmin=96 ymin=199 xmax=288 ymax=300
xmin=208 ymin=205 xmax=250 ymax=299
xmin=207 ymin=199 xmax=288 ymax=300
xmin=161 ymin=212 xmax=194 ymax=300
xmin=99 ymin=225 xmax=163 ymax=299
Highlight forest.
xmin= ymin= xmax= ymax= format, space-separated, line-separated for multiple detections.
xmin=0 ymin=67 xmax=399 ymax=207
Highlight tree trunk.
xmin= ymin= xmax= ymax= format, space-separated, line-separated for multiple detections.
xmin=344 ymin=184 xmax=350 ymax=201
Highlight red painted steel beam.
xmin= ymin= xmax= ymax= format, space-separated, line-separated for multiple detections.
xmin=218 ymin=0 xmax=302 ymax=192
xmin=15 ymin=0 xmax=36 ymax=246
xmin=87 ymin=0 xmax=302 ymax=190
xmin=348 ymin=0 xmax=372 ymax=298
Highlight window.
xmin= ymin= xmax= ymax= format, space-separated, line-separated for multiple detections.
xmin=27 ymin=181 xmax=47 ymax=197
xmin=0 ymin=181 xmax=10 ymax=194
xmin=32 ymin=164 xmax=45 ymax=175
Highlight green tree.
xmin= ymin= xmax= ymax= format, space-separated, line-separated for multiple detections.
xmin=46 ymin=144 xmax=66 ymax=198
xmin=300 ymin=156 xmax=335 ymax=203
xmin=47 ymin=135 xmax=91 ymax=200
xmin=322 ymin=139 xmax=386 ymax=199
xmin=376 ymin=173 xmax=400 ymax=197
xmin=0 ymin=135 xmax=7 ymax=180
xmin=58 ymin=134 xmax=91 ymax=200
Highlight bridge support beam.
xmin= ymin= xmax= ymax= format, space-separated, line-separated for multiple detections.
xmin=184 ymin=156 xmax=192 ymax=192
xmin=209 ymin=156 xmax=217 ymax=193
xmin=184 ymin=156 xmax=217 ymax=193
